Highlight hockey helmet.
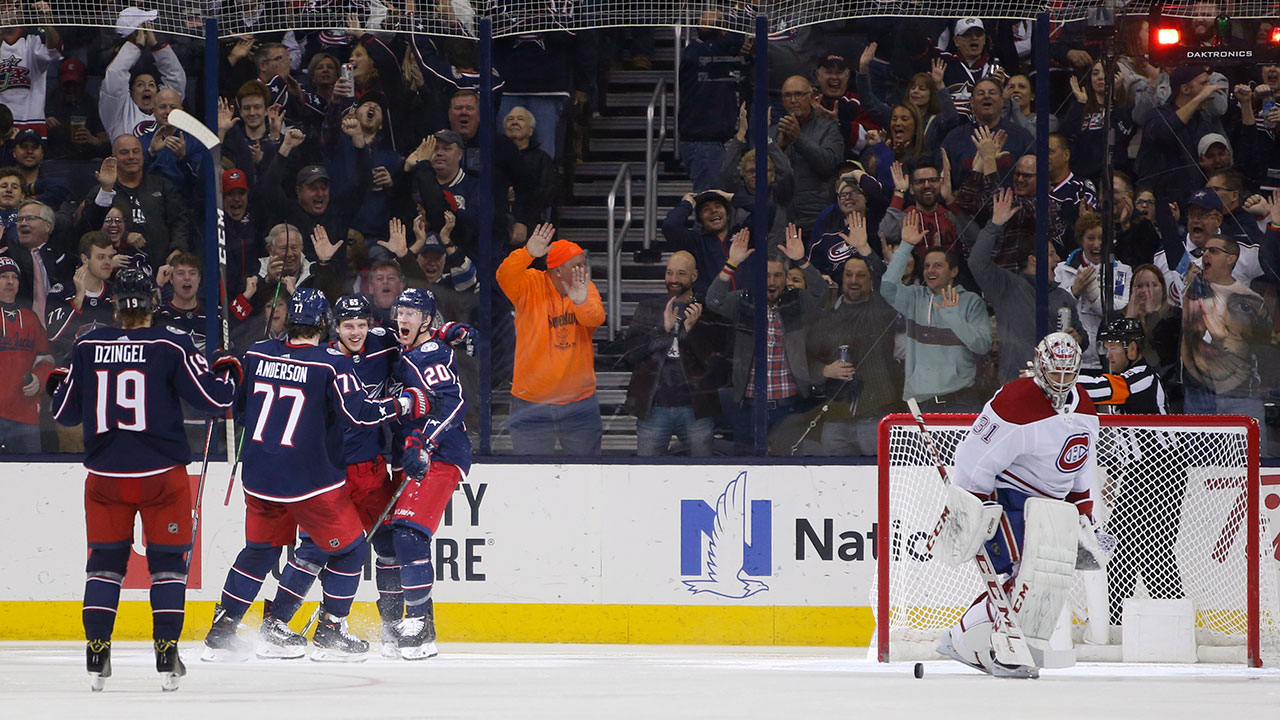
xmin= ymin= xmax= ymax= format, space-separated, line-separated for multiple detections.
xmin=333 ymin=294 xmax=373 ymax=321
xmin=393 ymin=287 xmax=437 ymax=318
xmin=112 ymin=268 xmax=157 ymax=311
xmin=1032 ymin=331 xmax=1081 ymax=410
xmin=1096 ymin=317 xmax=1144 ymax=348
xmin=288 ymin=288 xmax=330 ymax=327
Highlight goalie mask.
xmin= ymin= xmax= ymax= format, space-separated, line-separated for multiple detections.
xmin=392 ymin=288 xmax=437 ymax=348
xmin=1032 ymin=331 xmax=1081 ymax=410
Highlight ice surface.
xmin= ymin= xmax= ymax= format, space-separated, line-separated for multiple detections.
xmin=1 ymin=642 xmax=1277 ymax=719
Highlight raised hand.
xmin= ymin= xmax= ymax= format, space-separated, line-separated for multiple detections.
xmin=726 ymin=228 xmax=754 ymax=267
xmin=526 ymin=222 xmax=555 ymax=258
xmin=840 ymin=211 xmax=868 ymax=254
xmin=405 ymin=135 xmax=436 ymax=169
xmin=267 ymin=103 xmax=285 ymax=138
xmin=312 ymin=225 xmax=344 ymax=263
xmin=933 ymin=285 xmax=960 ymax=311
xmin=931 ymin=57 xmax=946 ymax=89
xmin=890 ymin=160 xmax=909 ymax=193
xmin=900 ymin=210 xmax=925 ymax=246
xmin=859 ymin=42 xmax=877 ymax=74
xmin=217 ymin=97 xmax=238 ymax=140
xmin=778 ymin=223 xmax=805 ymax=262
xmin=379 ymin=217 xmax=409 ymax=257
xmin=340 ymin=108 xmax=363 ymax=146
xmin=566 ymin=263 xmax=590 ymax=304
xmin=990 ymin=187 xmax=1016 ymax=226
xmin=280 ymin=127 xmax=306 ymax=154
xmin=682 ymin=301 xmax=703 ymax=332
xmin=735 ymin=102 xmax=748 ymax=141
xmin=1270 ymin=189 xmax=1280 ymax=226
xmin=95 ymin=157 xmax=117 ymax=190
xmin=164 ymin=132 xmax=186 ymax=159
xmin=1069 ymin=74 xmax=1088 ymax=104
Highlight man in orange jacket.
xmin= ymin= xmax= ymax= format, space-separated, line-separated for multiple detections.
xmin=496 ymin=223 xmax=605 ymax=455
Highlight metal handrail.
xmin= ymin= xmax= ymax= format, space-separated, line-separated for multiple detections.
xmin=672 ymin=24 xmax=684 ymax=160
xmin=643 ymin=79 xmax=668 ymax=253
xmin=605 ymin=162 xmax=633 ymax=341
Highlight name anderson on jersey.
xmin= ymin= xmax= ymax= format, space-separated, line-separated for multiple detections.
xmin=256 ymin=359 xmax=309 ymax=382
xmin=93 ymin=344 xmax=147 ymax=363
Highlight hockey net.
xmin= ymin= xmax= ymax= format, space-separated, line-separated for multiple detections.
xmin=873 ymin=413 xmax=1280 ymax=667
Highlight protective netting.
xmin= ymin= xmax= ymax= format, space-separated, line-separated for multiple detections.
xmin=874 ymin=414 xmax=1280 ymax=666
xmin=7 ymin=1 xmax=1280 ymax=39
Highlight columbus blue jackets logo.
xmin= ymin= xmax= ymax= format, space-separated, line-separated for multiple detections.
xmin=1057 ymin=433 xmax=1091 ymax=472
xmin=680 ymin=472 xmax=771 ymax=598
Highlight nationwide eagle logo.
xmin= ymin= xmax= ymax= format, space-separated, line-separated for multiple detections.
xmin=680 ymin=472 xmax=771 ymax=599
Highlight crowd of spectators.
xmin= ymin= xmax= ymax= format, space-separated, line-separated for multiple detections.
xmin=0 ymin=5 xmax=1277 ymax=457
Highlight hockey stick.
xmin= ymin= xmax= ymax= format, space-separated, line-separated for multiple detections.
xmin=167 ymin=109 xmax=238 ymax=470
xmin=300 ymin=456 xmax=427 ymax=637
xmin=189 ymin=416 xmax=217 ymax=561
xmin=906 ymin=398 xmax=1036 ymax=669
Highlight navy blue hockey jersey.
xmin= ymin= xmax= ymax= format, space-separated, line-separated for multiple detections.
xmin=392 ymin=337 xmax=471 ymax=475
xmin=51 ymin=325 xmax=237 ymax=475
xmin=329 ymin=326 xmax=399 ymax=464
xmin=239 ymin=339 xmax=399 ymax=502
xmin=155 ymin=300 xmax=208 ymax=353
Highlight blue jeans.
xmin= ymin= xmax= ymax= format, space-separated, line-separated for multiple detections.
xmin=509 ymin=394 xmax=602 ymax=456
xmin=0 ymin=417 xmax=41 ymax=453
xmin=1182 ymin=387 xmax=1268 ymax=449
xmin=636 ymin=406 xmax=714 ymax=456
xmin=679 ymin=141 xmax=726 ymax=193
xmin=499 ymin=94 xmax=567 ymax=160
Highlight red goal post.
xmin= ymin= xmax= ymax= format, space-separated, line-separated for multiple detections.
xmin=874 ymin=413 xmax=1278 ymax=667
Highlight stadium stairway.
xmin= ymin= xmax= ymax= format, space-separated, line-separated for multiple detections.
xmin=488 ymin=39 xmax=691 ymax=454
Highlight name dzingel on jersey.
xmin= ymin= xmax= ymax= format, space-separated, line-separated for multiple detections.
xmin=256 ymin=359 xmax=309 ymax=383
xmin=93 ymin=344 xmax=146 ymax=364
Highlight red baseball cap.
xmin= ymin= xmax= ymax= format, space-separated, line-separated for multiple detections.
xmin=60 ymin=58 xmax=87 ymax=84
xmin=222 ymin=168 xmax=249 ymax=193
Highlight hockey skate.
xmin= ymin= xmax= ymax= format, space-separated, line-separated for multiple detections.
xmin=86 ymin=639 xmax=111 ymax=692
xmin=380 ymin=621 xmax=400 ymax=659
xmin=257 ymin=615 xmax=307 ymax=660
xmin=155 ymin=639 xmax=187 ymax=692
xmin=201 ymin=603 xmax=250 ymax=662
xmin=394 ymin=605 xmax=438 ymax=661
xmin=311 ymin=612 xmax=369 ymax=662
xmin=937 ymin=628 xmax=1038 ymax=679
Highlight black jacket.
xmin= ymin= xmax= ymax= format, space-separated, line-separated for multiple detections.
xmin=622 ymin=294 xmax=726 ymax=420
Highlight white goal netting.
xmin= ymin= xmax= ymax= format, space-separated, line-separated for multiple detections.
xmin=10 ymin=1 xmax=1280 ymax=40
xmin=874 ymin=414 xmax=1280 ymax=667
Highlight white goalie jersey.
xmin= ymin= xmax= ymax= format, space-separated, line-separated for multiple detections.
xmin=951 ymin=377 xmax=1100 ymax=508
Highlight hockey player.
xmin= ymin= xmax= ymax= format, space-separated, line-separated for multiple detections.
xmin=933 ymin=332 xmax=1100 ymax=677
xmin=259 ymin=294 xmax=408 ymax=659
xmin=48 ymin=268 xmax=239 ymax=691
xmin=202 ymin=289 xmax=425 ymax=662
xmin=386 ymin=288 xmax=473 ymax=660
xmin=1077 ymin=318 xmax=1181 ymax=624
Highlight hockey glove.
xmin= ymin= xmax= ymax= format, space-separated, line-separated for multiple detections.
xmin=397 ymin=387 xmax=431 ymax=420
xmin=1076 ymin=514 xmax=1116 ymax=570
xmin=402 ymin=430 xmax=434 ymax=482
xmin=45 ymin=366 xmax=70 ymax=397
xmin=438 ymin=322 xmax=475 ymax=357
xmin=212 ymin=354 xmax=244 ymax=385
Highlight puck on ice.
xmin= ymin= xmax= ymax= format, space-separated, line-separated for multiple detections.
xmin=913 ymin=662 xmax=924 ymax=678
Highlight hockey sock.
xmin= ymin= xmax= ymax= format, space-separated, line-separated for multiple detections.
xmin=318 ymin=536 xmax=367 ymax=618
xmin=269 ymin=538 xmax=328 ymax=622
xmin=83 ymin=548 xmax=130 ymax=641
xmin=393 ymin=526 xmax=434 ymax=618
xmin=219 ymin=545 xmax=281 ymax=621
xmin=372 ymin=528 xmax=403 ymax=623
xmin=146 ymin=549 xmax=189 ymax=641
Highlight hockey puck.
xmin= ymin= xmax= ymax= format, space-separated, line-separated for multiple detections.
xmin=914 ymin=662 xmax=925 ymax=679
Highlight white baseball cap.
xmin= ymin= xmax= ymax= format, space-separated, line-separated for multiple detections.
xmin=954 ymin=18 xmax=986 ymax=36
xmin=116 ymin=7 xmax=159 ymax=37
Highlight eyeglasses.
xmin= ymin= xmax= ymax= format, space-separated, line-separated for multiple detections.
xmin=1203 ymin=246 xmax=1238 ymax=256
xmin=911 ymin=177 xmax=941 ymax=185
xmin=1206 ymin=185 xmax=1234 ymax=194
xmin=837 ymin=191 xmax=862 ymax=200
xmin=16 ymin=214 xmax=46 ymax=223
xmin=102 ymin=217 xmax=125 ymax=225
xmin=1134 ymin=198 xmax=1156 ymax=207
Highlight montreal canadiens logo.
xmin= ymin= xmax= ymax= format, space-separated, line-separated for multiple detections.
xmin=1056 ymin=433 xmax=1091 ymax=472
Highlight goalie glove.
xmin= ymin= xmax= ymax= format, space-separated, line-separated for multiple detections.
xmin=937 ymin=485 xmax=1004 ymax=566
xmin=1076 ymin=514 xmax=1116 ymax=570
xmin=438 ymin=322 xmax=475 ymax=357
xmin=212 ymin=354 xmax=244 ymax=385
xmin=397 ymin=387 xmax=430 ymax=419
xmin=45 ymin=365 xmax=70 ymax=397
xmin=402 ymin=430 xmax=435 ymax=482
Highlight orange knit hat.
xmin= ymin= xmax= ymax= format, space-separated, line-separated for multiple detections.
xmin=545 ymin=239 xmax=585 ymax=269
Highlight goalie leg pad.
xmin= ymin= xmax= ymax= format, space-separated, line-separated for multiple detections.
xmin=938 ymin=485 xmax=1004 ymax=566
xmin=1008 ymin=497 xmax=1079 ymax=643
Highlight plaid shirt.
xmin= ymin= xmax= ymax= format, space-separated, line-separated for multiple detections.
xmin=745 ymin=303 xmax=798 ymax=401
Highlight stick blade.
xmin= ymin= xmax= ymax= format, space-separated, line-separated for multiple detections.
xmin=906 ymin=397 xmax=923 ymax=419
xmin=167 ymin=109 xmax=221 ymax=151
